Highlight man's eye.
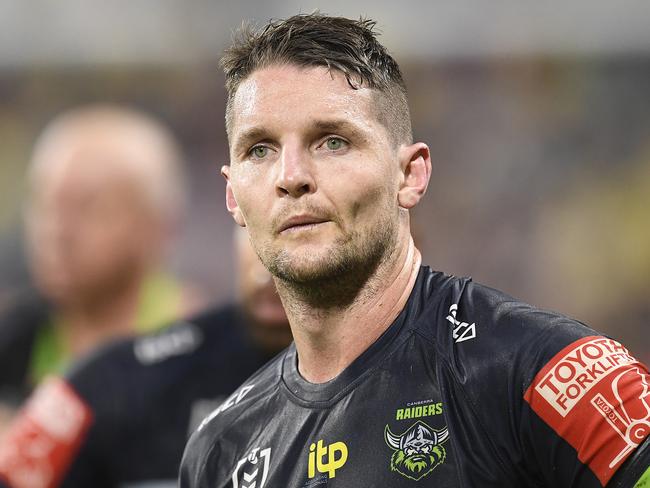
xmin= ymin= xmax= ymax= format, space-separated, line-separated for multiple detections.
xmin=251 ymin=146 xmax=268 ymax=158
xmin=325 ymin=138 xmax=346 ymax=151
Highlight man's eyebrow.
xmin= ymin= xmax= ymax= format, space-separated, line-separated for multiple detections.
xmin=232 ymin=127 xmax=270 ymax=155
xmin=312 ymin=119 xmax=366 ymax=139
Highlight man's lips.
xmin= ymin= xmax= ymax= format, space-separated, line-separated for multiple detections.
xmin=278 ymin=215 xmax=330 ymax=233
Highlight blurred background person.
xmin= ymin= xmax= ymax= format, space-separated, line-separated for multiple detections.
xmin=0 ymin=227 xmax=291 ymax=488
xmin=0 ymin=104 xmax=202 ymax=421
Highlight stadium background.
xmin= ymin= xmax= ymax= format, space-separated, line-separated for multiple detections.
xmin=0 ymin=0 xmax=649 ymax=362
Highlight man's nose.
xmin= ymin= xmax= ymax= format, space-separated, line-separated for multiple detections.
xmin=275 ymin=145 xmax=316 ymax=198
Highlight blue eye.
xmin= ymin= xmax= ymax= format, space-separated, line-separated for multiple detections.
xmin=251 ymin=146 xmax=268 ymax=158
xmin=325 ymin=138 xmax=345 ymax=150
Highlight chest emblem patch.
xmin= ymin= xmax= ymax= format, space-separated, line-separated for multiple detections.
xmin=384 ymin=420 xmax=448 ymax=481
xmin=232 ymin=447 xmax=271 ymax=488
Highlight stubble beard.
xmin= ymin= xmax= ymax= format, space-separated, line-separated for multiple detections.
xmin=258 ymin=215 xmax=398 ymax=309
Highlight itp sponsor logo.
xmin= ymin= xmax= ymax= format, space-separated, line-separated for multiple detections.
xmin=232 ymin=447 xmax=271 ymax=488
xmin=308 ymin=440 xmax=348 ymax=480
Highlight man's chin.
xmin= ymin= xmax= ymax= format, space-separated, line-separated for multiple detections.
xmin=267 ymin=248 xmax=344 ymax=284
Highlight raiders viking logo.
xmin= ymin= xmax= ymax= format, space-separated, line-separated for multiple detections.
xmin=384 ymin=420 xmax=448 ymax=481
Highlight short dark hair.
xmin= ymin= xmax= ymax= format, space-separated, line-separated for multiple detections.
xmin=221 ymin=13 xmax=413 ymax=145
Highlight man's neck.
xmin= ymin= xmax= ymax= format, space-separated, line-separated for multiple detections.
xmin=278 ymin=235 xmax=421 ymax=384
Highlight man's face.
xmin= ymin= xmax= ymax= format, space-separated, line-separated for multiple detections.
xmin=225 ymin=65 xmax=402 ymax=286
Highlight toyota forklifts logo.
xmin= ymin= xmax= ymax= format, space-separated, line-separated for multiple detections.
xmin=232 ymin=447 xmax=271 ymax=488
xmin=525 ymin=336 xmax=650 ymax=485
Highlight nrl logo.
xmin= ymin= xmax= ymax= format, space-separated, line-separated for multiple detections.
xmin=384 ymin=420 xmax=449 ymax=481
xmin=232 ymin=447 xmax=271 ymax=488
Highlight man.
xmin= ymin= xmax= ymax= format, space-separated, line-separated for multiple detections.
xmin=0 ymin=228 xmax=291 ymax=488
xmin=180 ymin=14 xmax=650 ymax=487
xmin=0 ymin=104 xmax=194 ymax=409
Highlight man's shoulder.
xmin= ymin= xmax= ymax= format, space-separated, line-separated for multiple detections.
xmin=447 ymin=281 xmax=650 ymax=486
xmin=411 ymin=273 xmax=650 ymax=485
xmin=411 ymin=270 xmax=613 ymax=404
xmin=416 ymin=274 xmax=645 ymax=412
xmin=414 ymin=271 xmax=599 ymax=361
xmin=448 ymin=279 xmax=599 ymax=360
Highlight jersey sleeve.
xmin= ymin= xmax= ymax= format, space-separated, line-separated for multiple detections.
xmin=446 ymin=281 xmax=650 ymax=487
xmin=522 ymin=333 xmax=650 ymax=486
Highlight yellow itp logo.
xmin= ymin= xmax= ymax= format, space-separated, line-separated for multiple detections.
xmin=308 ymin=440 xmax=348 ymax=479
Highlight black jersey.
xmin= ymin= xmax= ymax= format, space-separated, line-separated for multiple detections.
xmin=0 ymin=291 xmax=51 ymax=405
xmin=0 ymin=305 xmax=274 ymax=488
xmin=180 ymin=267 xmax=650 ymax=488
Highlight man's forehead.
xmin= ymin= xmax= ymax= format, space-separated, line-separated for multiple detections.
xmin=230 ymin=64 xmax=376 ymax=134
xmin=235 ymin=64 xmax=363 ymax=98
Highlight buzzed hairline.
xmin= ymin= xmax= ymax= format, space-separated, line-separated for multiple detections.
xmin=221 ymin=14 xmax=413 ymax=148
xmin=225 ymin=62 xmax=413 ymax=148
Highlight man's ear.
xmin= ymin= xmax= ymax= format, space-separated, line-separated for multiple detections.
xmin=221 ymin=165 xmax=246 ymax=227
xmin=397 ymin=142 xmax=432 ymax=209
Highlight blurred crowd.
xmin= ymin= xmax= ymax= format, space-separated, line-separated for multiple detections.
xmin=0 ymin=55 xmax=648 ymax=484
